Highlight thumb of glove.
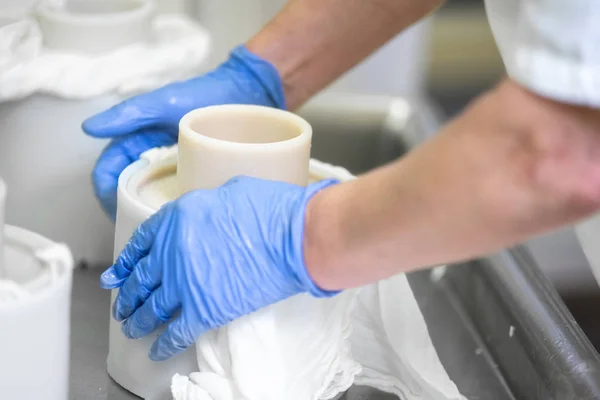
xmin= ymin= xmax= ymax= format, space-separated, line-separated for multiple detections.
xmin=82 ymin=93 xmax=165 ymax=138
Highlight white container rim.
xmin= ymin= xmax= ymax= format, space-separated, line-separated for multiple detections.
xmin=37 ymin=0 xmax=154 ymax=27
xmin=118 ymin=148 xmax=355 ymax=218
xmin=179 ymin=105 xmax=313 ymax=152
xmin=0 ymin=225 xmax=73 ymax=309
xmin=119 ymin=156 xmax=164 ymax=217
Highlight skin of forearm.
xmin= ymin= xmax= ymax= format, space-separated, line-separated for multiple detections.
xmin=304 ymin=78 xmax=600 ymax=291
xmin=246 ymin=0 xmax=444 ymax=110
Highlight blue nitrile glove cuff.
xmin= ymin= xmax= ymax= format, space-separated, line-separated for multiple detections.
xmin=226 ymin=45 xmax=287 ymax=110
xmin=290 ymin=178 xmax=342 ymax=298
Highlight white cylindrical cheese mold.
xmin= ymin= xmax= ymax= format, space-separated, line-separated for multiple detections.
xmin=36 ymin=0 xmax=155 ymax=54
xmin=0 ymin=224 xmax=74 ymax=400
xmin=109 ymin=144 xmax=353 ymax=399
xmin=177 ymin=105 xmax=312 ymax=193
xmin=108 ymin=153 xmax=198 ymax=400
xmin=109 ymin=105 xmax=313 ymax=399
xmin=0 ymin=95 xmax=119 ymax=267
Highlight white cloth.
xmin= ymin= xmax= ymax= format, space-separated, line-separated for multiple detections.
xmin=350 ymin=275 xmax=462 ymax=399
xmin=485 ymin=0 xmax=600 ymax=107
xmin=171 ymin=274 xmax=464 ymax=400
xmin=0 ymin=17 xmax=41 ymax=72
xmin=0 ymin=0 xmax=64 ymax=19
xmin=0 ymin=14 xmax=210 ymax=100
xmin=172 ymin=291 xmax=361 ymax=400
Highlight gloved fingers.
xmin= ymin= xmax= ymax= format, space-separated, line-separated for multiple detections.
xmin=82 ymin=93 xmax=166 ymax=138
xmin=122 ymin=286 xmax=180 ymax=340
xmin=101 ymin=205 xmax=168 ymax=290
xmin=149 ymin=311 xmax=201 ymax=361
xmin=112 ymin=256 xmax=161 ymax=321
xmin=99 ymin=266 xmax=121 ymax=290
xmin=92 ymin=131 xmax=177 ymax=221
xmin=92 ymin=140 xmax=122 ymax=220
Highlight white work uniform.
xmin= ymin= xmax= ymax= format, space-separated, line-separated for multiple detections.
xmin=496 ymin=0 xmax=600 ymax=289
xmin=485 ymin=0 xmax=600 ymax=108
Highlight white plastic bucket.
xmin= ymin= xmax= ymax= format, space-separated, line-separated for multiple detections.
xmin=0 ymin=223 xmax=74 ymax=400
xmin=0 ymin=95 xmax=119 ymax=267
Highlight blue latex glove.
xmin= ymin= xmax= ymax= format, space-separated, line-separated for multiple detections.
xmin=101 ymin=176 xmax=339 ymax=361
xmin=82 ymin=45 xmax=286 ymax=219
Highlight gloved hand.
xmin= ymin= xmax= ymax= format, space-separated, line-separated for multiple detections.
xmin=100 ymin=176 xmax=339 ymax=361
xmin=82 ymin=45 xmax=286 ymax=219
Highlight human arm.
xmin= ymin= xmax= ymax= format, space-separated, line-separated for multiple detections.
xmin=304 ymin=78 xmax=600 ymax=290
xmin=246 ymin=0 xmax=443 ymax=109
xmin=83 ymin=0 xmax=443 ymax=218
xmin=301 ymin=0 xmax=600 ymax=289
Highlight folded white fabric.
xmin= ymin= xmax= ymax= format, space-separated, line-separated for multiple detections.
xmin=0 ymin=17 xmax=41 ymax=72
xmin=0 ymin=14 xmax=210 ymax=100
xmin=171 ymin=273 xmax=464 ymax=400
xmin=172 ymin=290 xmax=361 ymax=400
xmin=351 ymin=274 xmax=464 ymax=399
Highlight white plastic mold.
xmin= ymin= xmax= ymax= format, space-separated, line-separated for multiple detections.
xmin=108 ymin=147 xmax=354 ymax=399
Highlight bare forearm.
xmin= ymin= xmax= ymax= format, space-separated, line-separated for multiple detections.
xmin=305 ymin=79 xmax=600 ymax=290
xmin=246 ymin=0 xmax=443 ymax=109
